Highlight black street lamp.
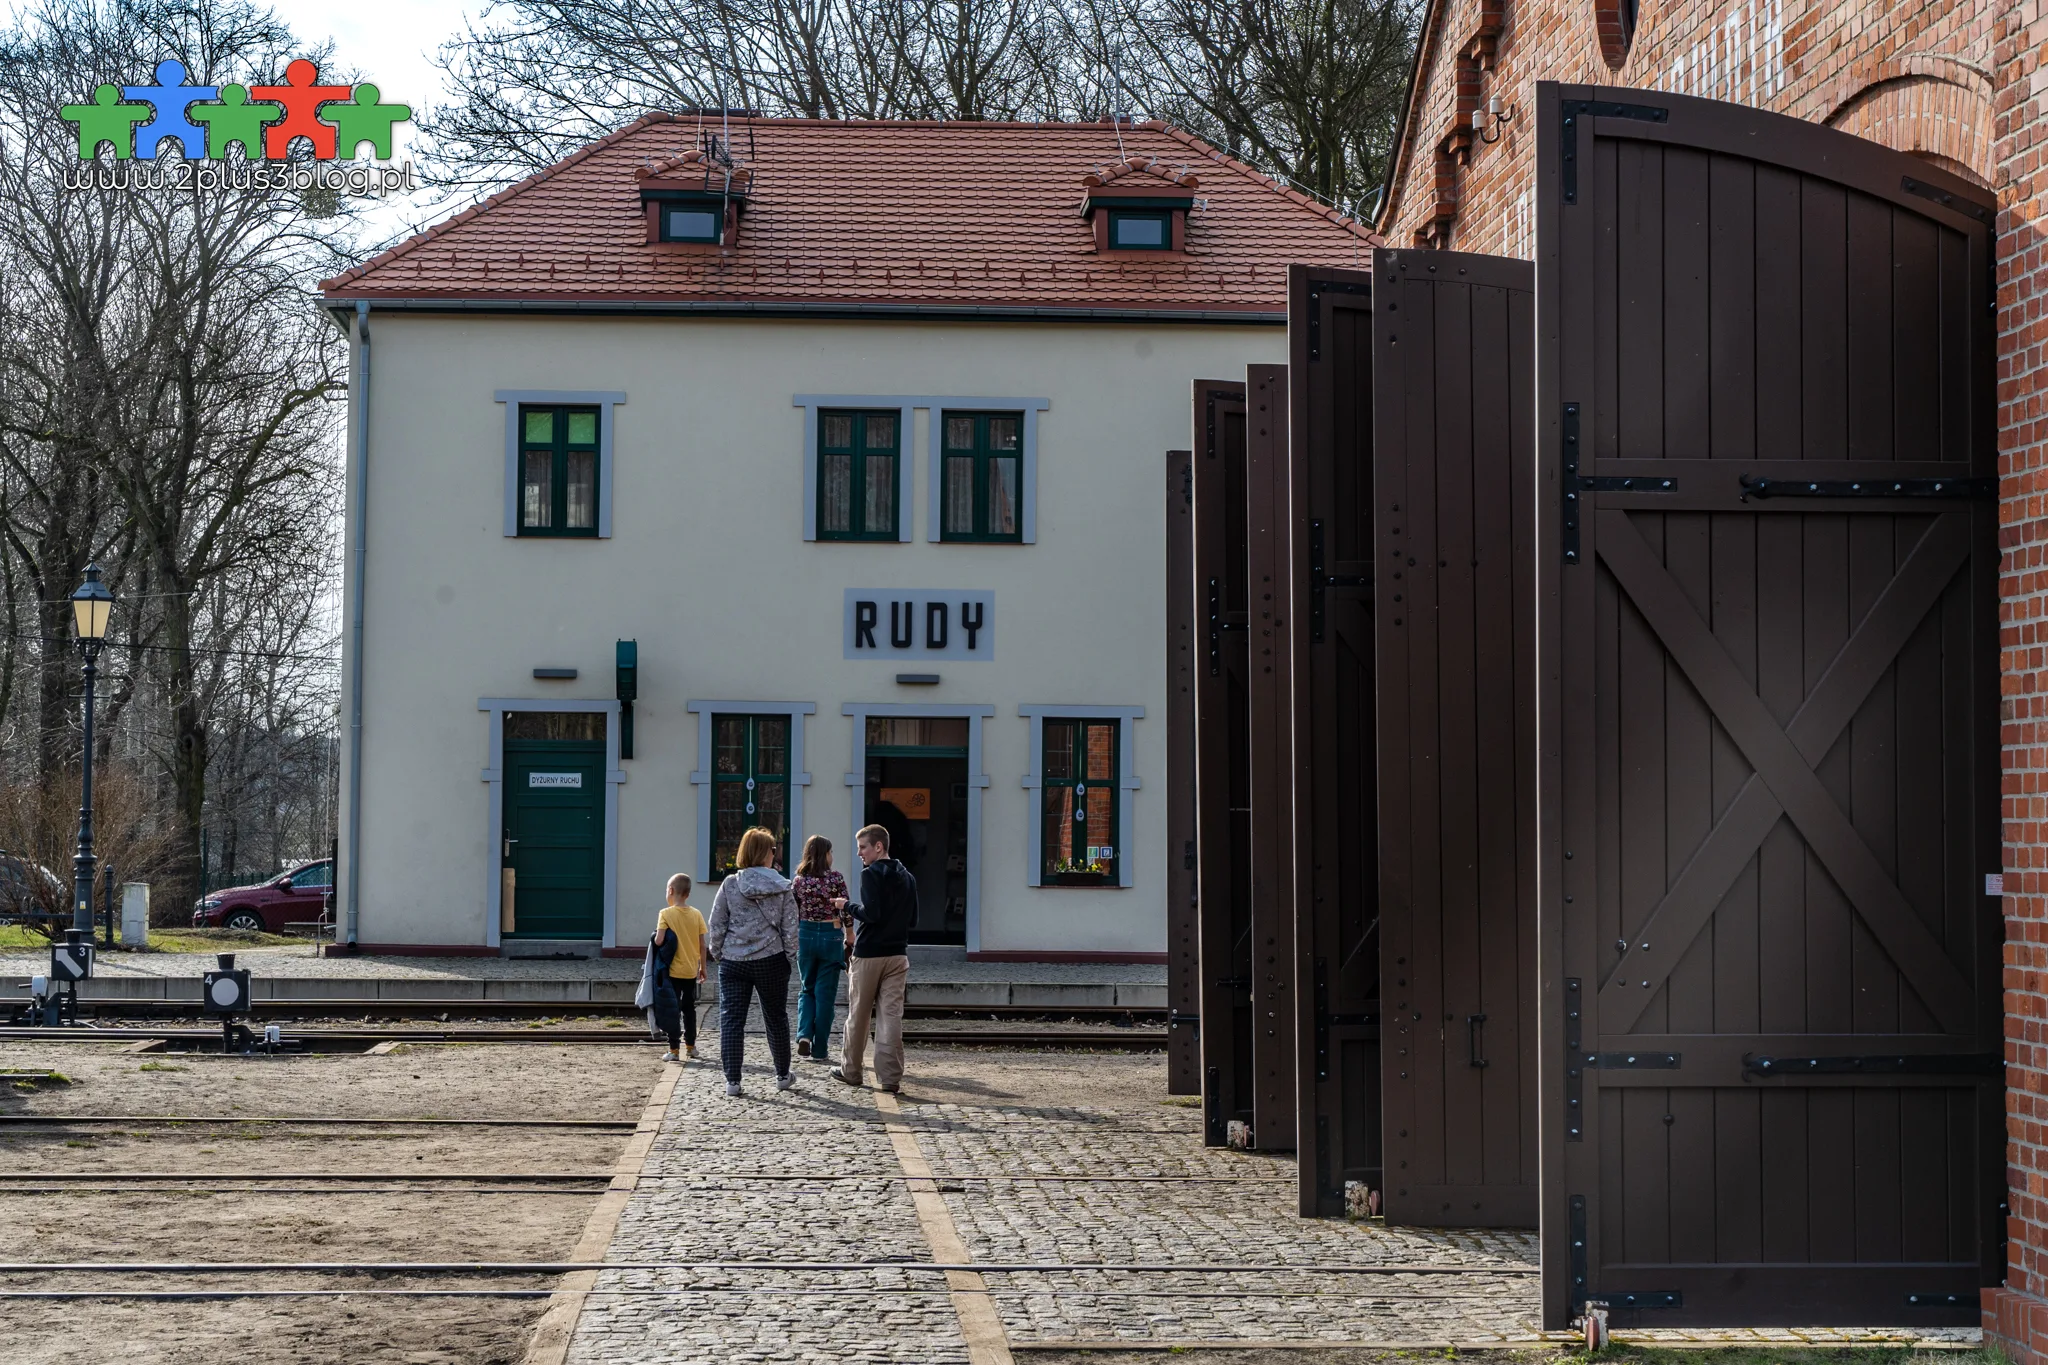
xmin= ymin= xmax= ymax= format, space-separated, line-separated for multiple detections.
xmin=70 ymin=565 xmax=113 ymax=934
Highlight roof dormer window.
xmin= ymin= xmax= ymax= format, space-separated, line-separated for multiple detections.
xmin=636 ymin=150 xmax=751 ymax=249
xmin=1107 ymin=208 xmax=1172 ymax=250
xmin=661 ymin=205 xmax=722 ymax=243
xmin=1080 ymin=156 xmax=1199 ymax=255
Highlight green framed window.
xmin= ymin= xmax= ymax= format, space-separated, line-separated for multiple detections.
xmin=1040 ymin=717 xmax=1118 ymax=882
xmin=818 ymin=409 xmax=900 ymax=540
xmin=711 ymin=714 xmax=790 ymax=876
xmin=518 ymin=405 xmax=601 ymax=537
xmin=659 ymin=204 xmax=722 ymax=243
xmin=940 ymin=411 xmax=1023 ymax=543
xmin=1107 ymin=209 xmax=1172 ymax=250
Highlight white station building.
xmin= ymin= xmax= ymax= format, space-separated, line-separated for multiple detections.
xmin=322 ymin=115 xmax=1373 ymax=959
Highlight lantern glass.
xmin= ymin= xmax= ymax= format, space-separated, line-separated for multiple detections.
xmin=71 ymin=569 xmax=112 ymax=641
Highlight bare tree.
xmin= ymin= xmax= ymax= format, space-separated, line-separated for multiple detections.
xmin=424 ymin=0 xmax=1079 ymax=186
xmin=425 ymin=0 xmax=1414 ymax=213
xmin=0 ymin=0 xmax=350 ymax=912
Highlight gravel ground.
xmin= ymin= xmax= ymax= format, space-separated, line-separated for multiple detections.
xmin=0 ymin=1039 xmax=663 ymax=1365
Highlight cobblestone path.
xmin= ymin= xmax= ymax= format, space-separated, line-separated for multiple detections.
xmin=563 ymin=1048 xmax=1544 ymax=1363
xmin=561 ymin=1048 xmax=1982 ymax=1360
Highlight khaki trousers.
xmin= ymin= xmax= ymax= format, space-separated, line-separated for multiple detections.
xmin=842 ymin=954 xmax=909 ymax=1087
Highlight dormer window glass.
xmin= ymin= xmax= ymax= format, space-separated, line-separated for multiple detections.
xmin=1108 ymin=209 xmax=1172 ymax=250
xmin=661 ymin=206 xmax=722 ymax=244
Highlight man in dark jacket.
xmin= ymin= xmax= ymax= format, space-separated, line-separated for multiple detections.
xmin=829 ymin=823 xmax=918 ymax=1092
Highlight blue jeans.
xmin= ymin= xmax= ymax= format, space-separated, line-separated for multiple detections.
xmin=796 ymin=920 xmax=846 ymax=1054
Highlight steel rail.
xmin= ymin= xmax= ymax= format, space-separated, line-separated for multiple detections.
xmin=9 ymin=1172 xmax=610 ymax=1183
xmin=0 ymin=1114 xmax=634 ymax=1129
xmin=632 ymin=1173 xmax=1293 ymax=1183
xmin=0 ymin=1025 xmax=1165 ymax=1049
xmin=0 ymin=1186 xmax=605 ymax=1196
xmin=44 ymin=999 xmax=1166 ymax=1021
xmin=0 ymin=1286 xmax=1530 ymax=1301
xmin=0 ymin=1260 xmax=1537 ymax=1276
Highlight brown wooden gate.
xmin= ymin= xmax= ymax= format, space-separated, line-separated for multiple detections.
xmin=1535 ymin=83 xmax=2001 ymax=1327
xmin=1192 ymin=379 xmax=1255 ymax=1145
xmin=1371 ymin=249 xmax=1540 ymax=1228
xmin=1166 ymin=447 xmax=1200 ymax=1095
xmin=1247 ymin=363 xmax=1298 ymax=1151
xmin=1285 ymin=266 xmax=1382 ymax=1212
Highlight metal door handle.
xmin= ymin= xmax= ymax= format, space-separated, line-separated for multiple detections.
xmin=503 ymin=836 xmax=518 ymax=858
xmin=1467 ymin=1013 xmax=1489 ymax=1068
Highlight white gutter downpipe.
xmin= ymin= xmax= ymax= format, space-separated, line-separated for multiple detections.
xmin=343 ymin=299 xmax=370 ymax=947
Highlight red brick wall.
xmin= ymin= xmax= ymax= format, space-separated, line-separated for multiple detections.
xmin=1380 ymin=0 xmax=1994 ymax=254
xmin=1988 ymin=0 xmax=2048 ymax=1354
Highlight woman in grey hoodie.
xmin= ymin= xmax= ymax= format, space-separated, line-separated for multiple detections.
xmin=707 ymin=826 xmax=801 ymax=1096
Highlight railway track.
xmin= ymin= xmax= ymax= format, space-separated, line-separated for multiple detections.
xmin=0 ymin=1022 xmax=1166 ymax=1051
xmin=21 ymin=998 xmax=1167 ymax=1023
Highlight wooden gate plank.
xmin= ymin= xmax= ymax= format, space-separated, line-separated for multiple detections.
xmin=1373 ymin=248 xmax=1537 ymax=1228
xmin=1286 ymin=266 xmax=1380 ymax=1214
xmin=1594 ymin=510 xmax=1974 ymax=1032
xmin=1192 ymin=379 xmax=1252 ymax=1148
xmin=1246 ymin=363 xmax=1296 ymax=1151
xmin=1594 ymin=513 xmax=1972 ymax=1029
xmin=1165 ymin=448 xmax=1200 ymax=1095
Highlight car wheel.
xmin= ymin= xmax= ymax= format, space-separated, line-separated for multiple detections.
xmin=224 ymin=910 xmax=265 ymax=933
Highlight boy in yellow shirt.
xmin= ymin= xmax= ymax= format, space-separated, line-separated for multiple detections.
xmin=654 ymin=873 xmax=709 ymax=1063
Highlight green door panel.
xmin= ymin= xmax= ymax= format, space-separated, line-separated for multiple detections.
xmin=504 ymin=739 xmax=604 ymax=939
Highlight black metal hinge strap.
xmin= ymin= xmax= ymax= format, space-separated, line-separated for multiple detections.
xmin=1742 ymin=1052 xmax=2001 ymax=1080
xmin=1310 ymin=519 xmax=1369 ymax=645
xmin=1328 ymin=1012 xmax=1378 ymax=1026
xmin=1305 ymin=279 xmax=1370 ymax=362
xmin=1568 ymin=1194 xmax=1589 ymax=1310
xmin=1563 ymin=403 xmax=1678 ymax=565
xmin=1313 ymin=957 xmax=1331 ymax=1081
xmin=1167 ymin=1009 xmax=1201 ymax=1039
xmin=1739 ymin=475 xmax=1993 ymax=501
xmin=1207 ymin=577 xmax=1221 ymax=676
xmin=1596 ymin=1291 xmax=1684 ymax=1310
xmin=1310 ymin=521 xmax=1327 ymax=645
xmin=1560 ymin=99 xmax=1669 ymax=204
xmin=1582 ymin=1051 xmax=1680 ymax=1069
xmin=1564 ymin=978 xmax=1584 ymax=1140
xmin=1900 ymin=175 xmax=1994 ymax=226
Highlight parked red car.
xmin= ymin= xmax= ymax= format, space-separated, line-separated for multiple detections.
xmin=191 ymin=859 xmax=333 ymax=933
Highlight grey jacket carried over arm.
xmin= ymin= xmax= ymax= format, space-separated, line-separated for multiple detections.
xmin=706 ymin=866 xmax=799 ymax=963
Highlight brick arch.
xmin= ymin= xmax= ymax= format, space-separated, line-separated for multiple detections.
xmin=1823 ymin=65 xmax=1993 ymax=187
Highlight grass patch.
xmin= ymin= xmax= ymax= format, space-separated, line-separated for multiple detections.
xmin=1157 ymin=1096 xmax=1202 ymax=1108
xmin=143 ymin=928 xmax=300 ymax=953
xmin=137 ymin=1062 xmax=187 ymax=1073
xmin=0 ymin=925 xmax=300 ymax=953
xmin=2 ymin=1070 xmax=73 ymax=1088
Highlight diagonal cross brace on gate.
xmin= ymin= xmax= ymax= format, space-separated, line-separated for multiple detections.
xmin=1591 ymin=509 xmax=1975 ymax=1035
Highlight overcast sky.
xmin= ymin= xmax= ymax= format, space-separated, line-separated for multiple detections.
xmin=279 ymin=0 xmax=476 ymax=246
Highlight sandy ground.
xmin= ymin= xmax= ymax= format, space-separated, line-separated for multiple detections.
xmin=0 ymin=1039 xmax=664 ymax=1365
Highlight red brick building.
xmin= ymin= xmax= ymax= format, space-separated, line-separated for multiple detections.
xmin=1376 ymin=0 xmax=2044 ymax=1348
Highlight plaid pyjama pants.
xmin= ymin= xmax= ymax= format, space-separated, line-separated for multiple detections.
xmin=717 ymin=953 xmax=793 ymax=1084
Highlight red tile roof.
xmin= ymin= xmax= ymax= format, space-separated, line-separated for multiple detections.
xmin=320 ymin=117 xmax=1378 ymax=316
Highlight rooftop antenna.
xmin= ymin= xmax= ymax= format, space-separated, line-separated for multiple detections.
xmin=1106 ymin=52 xmax=1128 ymax=162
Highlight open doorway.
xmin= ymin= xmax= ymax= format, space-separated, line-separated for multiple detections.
xmin=862 ymin=716 xmax=969 ymax=945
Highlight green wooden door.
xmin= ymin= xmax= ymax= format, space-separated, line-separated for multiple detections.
xmin=503 ymin=738 xmax=605 ymax=939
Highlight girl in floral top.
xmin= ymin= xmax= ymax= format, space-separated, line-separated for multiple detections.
xmin=791 ymin=835 xmax=851 ymax=1062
